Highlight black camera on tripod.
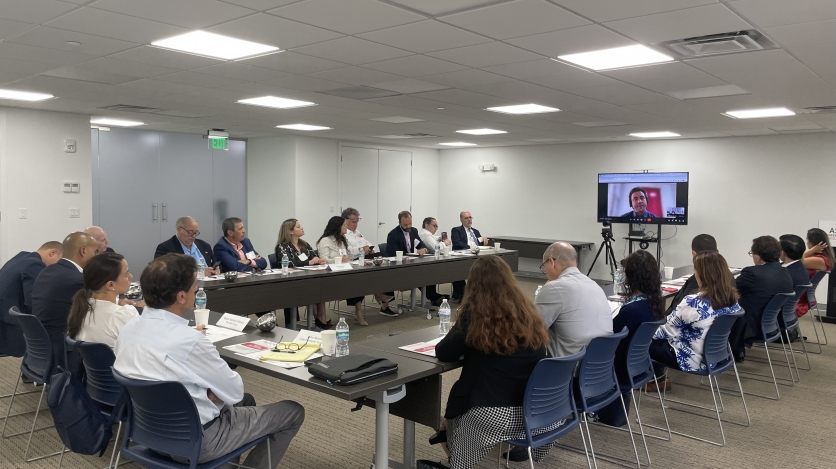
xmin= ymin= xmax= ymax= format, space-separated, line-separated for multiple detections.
xmin=600 ymin=221 xmax=614 ymax=241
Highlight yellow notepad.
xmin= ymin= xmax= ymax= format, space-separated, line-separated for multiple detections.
xmin=260 ymin=343 xmax=320 ymax=363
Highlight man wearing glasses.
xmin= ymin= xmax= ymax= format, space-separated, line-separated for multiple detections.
xmin=155 ymin=216 xmax=219 ymax=277
xmin=341 ymin=207 xmax=376 ymax=256
xmin=419 ymin=217 xmax=452 ymax=306
xmin=450 ymin=211 xmax=489 ymax=300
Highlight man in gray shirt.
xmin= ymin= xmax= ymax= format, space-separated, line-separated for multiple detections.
xmin=535 ymin=242 xmax=613 ymax=357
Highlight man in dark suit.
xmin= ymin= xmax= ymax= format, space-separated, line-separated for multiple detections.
xmin=665 ymin=234 xmax=719 ymax=314
xmin=32 ymin=232 xmax=99 ymax=371
xmin=779 ymin=234 xmax=810 ymax=342
xmin=385 ymin=211 xmax=427 ymax=257
xmin=450 ymin=211 xmax=489 ymax=300
xmin=0 ymin=241 xmax=62 ymax=357
xmin=731 ymin=235 xmax=793 ymax=360
xmin=155 ymin=216 xmax=219 ymax=277
xmin=214 ymin=217 xmax=268 ymax=273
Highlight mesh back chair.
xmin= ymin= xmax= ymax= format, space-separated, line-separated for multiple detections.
xmin=378 ymin=243 xmax=387 ymax=255
xmin=0 ymin=307 xmax=42 ymax=405
xmin=805 ymin=271 xmax=829 ymax=352
xmin=573 ymin=327 xmax=640 ymax=469
xmin=779 ymin=285 xmax=812 ymax=376
xmin=498 ymin=350 xmax=589 ymax=469
xmin=647 ymin=311 xmax=750 ymax=446
xmin=112 ymin=369 xmax=270 ymax=469
xmin=2 ymin=308 xmax=64 ymax=462
xmin=740 ymin=293 xmax=795 ymax=400
xmin=268 ymin=254 xmax=278 ymax=269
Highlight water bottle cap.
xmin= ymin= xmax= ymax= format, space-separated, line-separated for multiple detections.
xmin=198 ymin=287 xmax=204 ymax=291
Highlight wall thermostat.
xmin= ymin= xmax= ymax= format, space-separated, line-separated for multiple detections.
xmin=63 ymin=139 xmax=76 ymax=153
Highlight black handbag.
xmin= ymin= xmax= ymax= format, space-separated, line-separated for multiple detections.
xmin=308 ymin=354 xmax=398 ymax=385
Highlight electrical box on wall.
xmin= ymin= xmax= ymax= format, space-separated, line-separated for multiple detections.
xmin=63 ymin=182 xmax=80 ymax=193
xmin=480 ymin=163 xmax=497 ymax=172
xmin=63 ymin=139 xmax=76 ymax=153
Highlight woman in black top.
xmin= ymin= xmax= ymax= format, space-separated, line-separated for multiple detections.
xmin=275 ymin=218 xmax=330 ymax=329
xmin=435 ymin=255 xmax=550 ymax=469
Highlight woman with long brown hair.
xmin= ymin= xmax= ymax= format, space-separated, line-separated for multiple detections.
xmin=796 ymin=228 xmax=834 ymax=317
xmin=67 ymin=252 xmax=139 ymax=348
xmin=434 ymin=255 xmax=550 ymax=469
xmin=650 ymin=250 xmax=741 ymax=374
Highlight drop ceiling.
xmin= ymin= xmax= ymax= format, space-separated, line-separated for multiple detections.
xmin=0 ymin=0 xmax=833 ymax=147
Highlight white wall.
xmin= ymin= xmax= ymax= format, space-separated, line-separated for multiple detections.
xmin=0 ymin=107 xmax=92 ymax=263
xmin=246 ymin=136 xmax=296 ymax=257
xmin=295 ymin=137 xmax=339 ymax=242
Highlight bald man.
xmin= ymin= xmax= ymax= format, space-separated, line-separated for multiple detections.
xmin=32 ymin=232 xmax=99 ymax=372
xmin=85 ymin=226 xmax=114 ymax=253
xmin=535 ymin=242 xmax=612 ymax=358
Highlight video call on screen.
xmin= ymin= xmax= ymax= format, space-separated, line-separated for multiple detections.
xmin=597 ymin=172 xmax=689 ymax=225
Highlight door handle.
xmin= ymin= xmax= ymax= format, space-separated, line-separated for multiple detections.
xmin=152 ymin=203 xmax=158 ymax=221
xmin=162 ymin=203 xmax=168 ymax=222
xmin=378 ymin=222 xmax=385 ymax=225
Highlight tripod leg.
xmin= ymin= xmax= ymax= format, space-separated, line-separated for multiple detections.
xmin=587 ymin=242 xmax=609 ymax=276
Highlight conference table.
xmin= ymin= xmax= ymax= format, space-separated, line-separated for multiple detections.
xmin=490 ymin=236 xmax=593 ymax=278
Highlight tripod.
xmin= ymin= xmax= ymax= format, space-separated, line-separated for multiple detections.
xmin=587 ymin=230 xmax=618 ymax=279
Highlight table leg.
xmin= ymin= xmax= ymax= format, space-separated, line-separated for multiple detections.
xmin=307 ymin=304 xmax=314 ymax=330
xmin=370 ymin=385 xmax=407 ymax=469
xmin=290 ymin=306 xmax=297 ymax=331
xmin=403 ymin=420 xmax=416 ymax=468
xmin=399 ymin=288 xmax=434 ymax=316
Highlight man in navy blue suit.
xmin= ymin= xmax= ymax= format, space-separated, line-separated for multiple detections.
xmin=214 ymin=217 xmax=268 ymax=273
xmin=0 ymin=241 xmax=62 ymax=357
xmin=155 ymin=216 xmax=219 ymax=277
xmin=450 ymin=211 xmax=489 ymax=300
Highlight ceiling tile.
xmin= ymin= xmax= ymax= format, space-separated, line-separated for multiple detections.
xmin=427 ymin=42 xmax=541 ymax=68
xmin=728 ymin=0 xmax=836 ymax=28
xmin=109 ymin=46 xmax=223 ymax=70
xmin=65 ymin=57 xmax=178 ymax=78
xmin=0 ymin=0 xmax=78 ymax=24
xmin=0 ymin=18 xmax=34 ymax=40
xmin=790 ymin=43 xmax=836 ymax=87
xmin=604 ymin=4 xmax=751 ymax=44
xmin=260 ymin=74 xmax=348 ymax=91
xmin=116 ymin=78 xmax=214 ymax=97
xmin=530 ymin=72 xmax=620 ymax=90
xmin=549 ymin=0 xmax=716 ymax=22
xmin=88 ymin=0 xmax=254 ymax=29
xmin=602 ymin=62 xmax=728 ymax=93
xmin=154 ymin=70 xmax=250 ymax=88
xmin=362 ymin=55 xmax=467 ymax=77
xmin=507 ymin=25 xmax=634 ymax=57
xmin=439 ymin=0 xmax=589 ymax=40
xmin=307 ymin=67 xmax=404 ymax=86
xmin=192 ymin=62 xmax=293 ymax=81
xmin=0 ymin=58 xmax=57 ymax=84
xmin=43 ymin=67 xmax=142 ymax=85
xmin=384 ymin=0 xmax=499 ymax=16
xmin=765 ymin=19 xmax=836 ymax=49
xmin=368 ymin=79 xmax=450 ymax=93
xmin=0 ymin=42 xmax=96 ymax=66
xmin=422 ymin=69 xmax=510 ymax=88
xmin=625 ymin=96 xmax=721 ymax=120
xmin=480 ymin=59 xmax=583 ymax=80
xmin=220 ymin=0 xmax=298 ymax=10
xmin=208 ymin=13 xmax=343 ymax=50
xmin=8 ymin=26 xmax=139 ymax=57
xmin=245 ymin=51 xmax=347 ymax=74
xmin=564 ymin=82 xmax=668 ymax=106
xmin=358 ymin=20 xmax=491 ymax=54
xmin=269 ymin=0 xmax=425 ymax=35
xmin=686 ymin=94 xmax=779 ymax=113
xmin=292 ymin=37 xmax=412 ymax=65
xmin=45 ymin=7 xmax=189 ymax=44
xmin=412 ymin=88 xmax=513 ymax=108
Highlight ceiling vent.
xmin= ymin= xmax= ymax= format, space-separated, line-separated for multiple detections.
xmin=99 ymin=104 xmax=165 ymax=113
xmin=374 ymin=133 xmax=439 ymax=139
xmin=659 ymin=30 xmax=776 ymax=58
xmin=802 ymin=105 xmax=836 ymax=114
xmin=317 ymin=86 xmax=401 ymax=100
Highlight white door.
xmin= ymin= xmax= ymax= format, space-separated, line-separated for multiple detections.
xmin=339 ymin=146 xmax=379 ymax=247
xmin=377 ymin=150 xmax=412 ymax=243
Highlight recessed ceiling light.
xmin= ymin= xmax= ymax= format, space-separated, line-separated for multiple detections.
xmin=65 ymin=41 xmax=81 ymax=46
xmin=276 ymin=124 xmax=331 ymax=131
xmin=90 ymin=118 xmax=144 ymax=127
xmin=237 ymin=96 xmax=316 ymax=109
xmin=557 ymin=45 xmax=674 ymax=71
xmin=152 ymin=31 xmax=280 ymax=61
xmin=437 ymin=107 xmax=445 ymax=110
xmin=0 ymin=89 xmax=54 ymax=102
xmin=456 ymin=128 xmax=507 ymax=135
xmin=486 ymin=104 xmax=560 ymax=115
xmin=629 ymin=131 xmax=680 ymax=138
xmin=439 ymin=142 xmax=477 ymax=147
xmin=723 ymin=107 xmax=795 ymax=119
xmin=369 ymin=116 xmax=425 ymax=123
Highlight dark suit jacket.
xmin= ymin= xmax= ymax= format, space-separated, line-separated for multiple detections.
xmin=451 ymin=225 xmax=482 ymax=250
xmin=0 ymin=251 xmax=46 ymax=356
xmin=214 ymin=237 xmax=267 ymax=272
xmin=32 ymin=259 xmax=84 ymax=367
xmin=736 ymin=262 xmax=793 ymax=344
xmin=385 ymin=227 xmax=426 ymax=257
xmin=155 ymin=235 xmax=217 ymax=266
xmin=784 ymin=261 xmax=810 ymax=291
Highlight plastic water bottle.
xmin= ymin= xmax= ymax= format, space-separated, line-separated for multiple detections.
xmin=281 ymin=252 xmax=289 ymax=275
xmin=435 ymin=243 xmax=442 ymax=259
xmin=197 ymin=258 xmax=206 ymax=280
xmin=195 ymin=287 xmax=207 ymax=310
xmin=438 ymin=299 xmax=451 ymax=336
xmin=358 ymin=249 xmax=365 ymax=266
xmin=335 ymin=318 xmax=349 ymax=357
xmin=614 ymin=266 xmax=626 ymax=296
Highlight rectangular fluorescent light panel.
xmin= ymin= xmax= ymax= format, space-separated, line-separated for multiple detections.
xmin=629 ymin=131 xmax=680 ymax=138
xmin=0 ymin=89 xmax=54 ymax=101
xmin=439 ymin=142 xmax=477 ymax=147
xmin=457 ymin=128 xmax=507 ymax=135
xmin=666 ymin=84 xmax=748 ymax=100
xmin=90 ymin=118 xmax=144 ymax=127
xmin=237 ymin=96 xmax=316 ymax=109
xmin=276 ymin=124 xmax=331 ymax=131
xmin=724 ymin=107 xmax=795 ymax=119
xmin=152 ymin=31 xmax=279 ymax=61
xmin=370 ymin=116 xmax=425 ymax=123
xmin=573 ymin=121 xmax=628 ymax=127
xmin=558 ymin=45 xmax=673 ymax=71
xmin=486 ymin=104 xmax=560 ymax=115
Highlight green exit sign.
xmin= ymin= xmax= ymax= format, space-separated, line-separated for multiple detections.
xmin=209 ymin=137 xmax=228 ymax=150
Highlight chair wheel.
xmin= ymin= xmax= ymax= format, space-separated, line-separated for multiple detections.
xmin=398 ymin=308 xmax=404 ymax=314
xmin=426 ymin=313 xmax=432 ymax=320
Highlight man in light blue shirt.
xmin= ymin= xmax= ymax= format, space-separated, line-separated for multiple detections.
xmin=115 ymin=254 xmax=303 ymax=467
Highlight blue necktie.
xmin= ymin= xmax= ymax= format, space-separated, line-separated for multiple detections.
xmin=469 ymin=228 xmax=478 ymax=245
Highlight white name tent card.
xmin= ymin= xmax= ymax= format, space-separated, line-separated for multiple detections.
xmin=216 ymin=313 xmax=250 ymax=331
xmin=328 ymin=263 xmax=353 ymax=271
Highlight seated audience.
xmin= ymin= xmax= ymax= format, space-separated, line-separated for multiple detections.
xmin=730 ymin=236 xmax=793 ymax=360
xmin=0 ymin=241 xmax=62 ymax=357
xmin=317 ymin=216 xmax=370 ymax=325
xmin=385 ymin=211 xmax=427 ymax=256
xmin=214 ymin=217 xmax=268 ymax=273
xmin=275 ymin=218 xmax=330 ymax=329
xmin=85 ymin=226 xmax=114 ymax=253
xmin=665 ymin=234 xmax=719 ymax=314
xmin=651 ymin=251 xmax=741 ymax=374
xmin=155 ymin=216 xmax=218 ymax=277
xmin=342 ymin=207 xmax=394 ymax=314
xmin=114 ymin=254 xmax=304 ymax=468
xmin=450 ymin=211 xmax=488 ymax=301
xmin=779 ymin=235 xmax=809 ymax=342
xmin=418 ymin=217 xmax=451 ymax=306
xmin=436 ymin=255 xmax=550 ymax=469
xmin=797 ymin=228 xmax=835 ymax=317
xmin=535 ymin=241 xmax=612 ymax=357
xmin=67 ymin=252 xmax=139 ymax=348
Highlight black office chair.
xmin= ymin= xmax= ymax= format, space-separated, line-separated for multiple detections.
xmin=378 ymin=243 xmax=387 ymax=255
xmin=268 ymin=253 xmax=278 ymax=269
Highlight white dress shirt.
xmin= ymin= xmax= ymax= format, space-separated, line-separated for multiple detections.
xmin=114 ymin=307 xmax=244 ymax=425
xmin=64 ymin=258 xmax=83 ymax=272
xmin=345 ymin=229 xmax=372 ymax=252
xmin=75 ymin=298 xmax=139 ymax=349
xmin=418 ymin=228 xmax=441 ymax=254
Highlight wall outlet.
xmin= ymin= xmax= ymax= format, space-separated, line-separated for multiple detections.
xmin=19 ymin=208 xmax=27 ymax=219
xmin=63 ymin=182 xmax=72 ymax=193
xmin=69 ymin=208 xmax=80 ymax=218
xmin=63 ymin=139 xmax=76 ymax=153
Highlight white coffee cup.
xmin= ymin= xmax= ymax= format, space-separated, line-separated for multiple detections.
xmin=334 ymin=257 xmax=343 ymax=264
xmin=395 ymin=250 xmax=404 ymax=261
xmin=321 ymin=330 xmax=337 ymax=356
xmin=444 ymin=246 xmax=452 ymax=255
xmin=194 ymin=309 xmax=210 ymax=327
xmin=664 ymin=266 xmax=674 ymax=280
xmin=494 ymin=242 xmax=501 ymax=250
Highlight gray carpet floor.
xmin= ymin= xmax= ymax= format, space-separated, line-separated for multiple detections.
xmin=1 ymin=277 xmax=835 ymax=469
